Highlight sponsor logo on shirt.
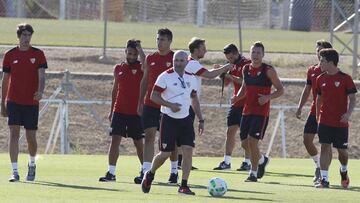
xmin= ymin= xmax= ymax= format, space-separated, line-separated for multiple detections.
xmin=30 ymin=58 xmax=36 ymax=64
xmin=335 ymin=81 xmax=340 ymax=87
xmin=166 ymin=62 xmax=171 ymax=67
xmin=162 ymin=143 xmax=167 ymax=149
xmin=13 ymin=60 xmax=18 ymax=64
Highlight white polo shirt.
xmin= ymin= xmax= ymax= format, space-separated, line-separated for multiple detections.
xmin=185 ymin=58 xmax=207 ymax=97
xmin=153 ymin=68 xmax=198 ymax=119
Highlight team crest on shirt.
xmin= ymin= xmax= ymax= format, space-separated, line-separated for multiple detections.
xmin=162 ymin=143 xmax=167 ymax=149
xmin=322 ymin=83 xmax=326 ymax=87
xmin=13 ymin=60 xmax=18 ymax=64
xmin=131 ymin=69 xmax=137 ymax=74
xmin=118 ymin=71 xmax=123 ymax=76
xmin=30 ymin=58 xmax=36 ymax=64
xmin=311 ymin=74 xmax=315 ymax=77
xmin=335 ymin=81 xmax=340 ymax=87
xmin=166 ymin=62 xmax=171 ymax=67
xmin=186 ymin=82 xmax=191 ymax=88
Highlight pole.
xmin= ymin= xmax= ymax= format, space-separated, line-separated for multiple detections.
xmin=196 ymin=0 xmax=204 ymax=27
xmin=353 ymin=0 xmax=359 ymax=78
xmin=237 ymin=0 xmax=243 ymax=53
xmin=99 ymin=0 xmax=109 ymax=62
xmin=330 ymin=0 xmax=335 ymax=44
xmin=280 ymin=110 xmax=286 ymax=158
xmin=59 ymin=0 xmax=66 ymax=20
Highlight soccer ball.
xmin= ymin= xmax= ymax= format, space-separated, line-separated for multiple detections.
xmin=207 ymin=177 xmax=227 ymax=197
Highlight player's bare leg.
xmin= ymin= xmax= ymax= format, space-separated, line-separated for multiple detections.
xmin=143 ymin=127 xmax=157 ymax=171
xmin=337 ymin=148 xmax=349 ymax=188
xmin=8 ymin=125 xmax=20 ymax=182
xmin=133 ymin=138 xmax=144 ymax=164
xmin=99 ymin=135 xmax=121 ymax=182
xmin=303 ymin=133 xmax=320 ymax=182
xmin=316 ymin=144 xmax=332 ymax=188
xmin=25 ymin=129 xmax=37 ymax=181
xmin=214 ymin=125 xmax=237 ymax=170
xmin=240 ymin=137 xmax=251 ymax=171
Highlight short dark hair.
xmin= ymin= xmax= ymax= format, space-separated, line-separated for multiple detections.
xmin=252 ymin=41 xmax=265 ymax=53
xmin=319 ymin=48 xmax=339 ymax=66
xmin=316 ymin=40 xmax=332 ymax=49
xmin=157 ymin=28 xmax=173 ymax=41
xmin=17 ymin=23 xmax=34 ymax=37
xmin=223 ymin=44 xmax=239 ymax=54
xmin=126 ymin=39 xmax=140 ymax=49
xmin=188 ymin=37 xmax=205 ymax=53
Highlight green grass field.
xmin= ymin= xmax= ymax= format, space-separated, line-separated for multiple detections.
xmin=0 ymin=17 xmax=356 ymax=54
xmin=0 ymin=154 xmax=359 ymax=202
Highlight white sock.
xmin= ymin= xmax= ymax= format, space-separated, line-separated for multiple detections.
xmin=11 ymin=162 xmax=18 ymax=174
xmin=250 ymin=170 xmax=257 ymax=176
xmin=142 ymin=162 xmax=152 ymax=173
xmin=171 ymin=161 xmax=178 ymax=174
xmin=29 ymin=156 xmax=36 ymax=166
xmin=244 ymin=158 xmax=251 ymax=165
xmin=340 ymin=164 xmax=348 ymax=172
xmin=224 ymin=155 xmax=231 ymax=165
xmin=320 ymin=170 xmax=329 ymax=181
xmin=108 ymin=165 xmax=116 ymax=175
xmin=311 ymin=155 xmax=320 ymax=168
xmin=258 ymin=154 xmax=265 ymax=165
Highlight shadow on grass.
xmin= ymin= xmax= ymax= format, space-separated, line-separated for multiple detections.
xmin=24 ymin=181 xmax=123 ymax=192
xmin=265 ymin=171 xmax=313 ymax=178
xmin=197 ymin=169 xmax=245 ymax=175
xmin=260 ymin=181 xmax=360 ymax=192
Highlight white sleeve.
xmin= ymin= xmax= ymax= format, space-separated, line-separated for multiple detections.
xmin=186 ymin=61 xmax=206 ymax=76
xmin=153 ymin=73 xmax=167 ymax=91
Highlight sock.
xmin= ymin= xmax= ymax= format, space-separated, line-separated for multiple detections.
xmin=178 ymin=155 xmax=183 ymax=166
xmin=29 ymin=156 xmax=36 ymax=166
xmin=224 ymin=155 xmax=231 ymax=165
xmin=108 ymin=165 xmax=116 ymax=175
xmin=320 ymin=170 xmax=329 ymax=181
xmin=171 ymin=161 xmax=178 ymax=174
xmin=181 ymin=179 xmax=188 ymax=187
xmin=142 ymin=162 xmax=152 ymax=173
xmin=311 ymin=155 xmax=320 ymax=168
xmin=250 ymin=170 xmax=257 ymax=177
xmin=340 ymin=164 xmax=348 ymax=172
xmin=258 ymin=154 xmax=265 ymax=165
xmin=11 ymin=162 xmax=18 ymax=174
xmin=244 ymin=158 xmax=251 ymax=165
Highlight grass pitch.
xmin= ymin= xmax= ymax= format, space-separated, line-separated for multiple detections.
xmin=0 ymin=154 xmax=359 ymax=202
xmin=0 ymin=17 xmax=355 ymax=54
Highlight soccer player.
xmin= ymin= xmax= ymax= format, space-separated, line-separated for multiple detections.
xmin=213 ymin=44 xmax=252 ymax=171
xmin=314 ymin=48 xmax=356 ymax=188
xmin=1 ymin=23 xmax=47 ymax=182
xmin=99 ymin=39 xmax=145 ymax=182
xmin=141 ymin=50 xmax=204 ymax=195
xmin=295 ymin=40 xmax=332 ymax=183
xmin=136 ymin=28 xmax=178 ymax=184
xmin=177 ymin=37 xmax=232 ymax=169
xmin=232 ymin=41 xmax=284 ymax=182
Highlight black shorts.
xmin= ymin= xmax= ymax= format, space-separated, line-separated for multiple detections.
xmin=240 ymin=115 xmax=269 ymax=141
xmin=189 ymin=106 xmax=195 ymax=123
xmin=142 ymin=105 xmax=161 ymax=130
xmin=227 ymin=106 xmax=243 ymax=127
xmin=110 ymin=112 xmax=144 ymax=140
xmin=304 ymin=114 xmax=318 ymax=134
xmin=318 ymin=124 xmax=348 ymax=149
xmin=7 ymin=101 xmax=39 ymax=130
xmin=159 ymin=114 xmax=195 ymax=152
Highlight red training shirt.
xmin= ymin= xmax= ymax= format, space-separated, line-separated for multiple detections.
xmin=306 ymin=64 xmax=322 ymax=116
xmin=230 ymin=56 xmax=251 ymax=108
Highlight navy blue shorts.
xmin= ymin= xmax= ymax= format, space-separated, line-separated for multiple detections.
xmin=159 ymin=114 xmax=195 ymax=152
xmin=240 ymin=115 xmax=269 ymax=141
xmin=7 ymin=101 xmax=39 ymax=130
xmin=318 ymin=124 xmax=348 ymax=149
xmin=227 ymin=106 xmax=243 ymax=127
xmin=304 ymin=115 xmax=318 ymax=134
xmin=142 ymin=105 xmax=161 ymax=130
xmin=110 ymin=112 xmax=144 ymax=140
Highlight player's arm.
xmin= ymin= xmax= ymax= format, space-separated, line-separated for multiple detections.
xmin=34 ymin=68 xmax=46 ymax=101
xmin=150 ymin=90 xmax=181 ymax=113
xmin=258 ymin=68 xmax=284 ymax=105
xmin=231 ymin=77 xmax=246 ymax=104
xmin=315 ymin=94 xmax=321 ymax=122
xmin=137 ymin=56 xmax=149 ymax=115
xmin=136 ymin=41 xmax=146 ymax=65
xmin=109 ymin=68 xmax=118 ymax=121
xmin=191 ymin=90 xmax=204 ymax=136
xmin=295 ymin=84 xmax=311 ymax=119
xmin=340 ymin=93 xmax=356 ymax=123
xmin=199 ymin=63 xmax=232 ymax=79
xmin=225 ymin=73 xmax=242 ymax=85
xmin=1 ymin=72 xmax=9 ymax=117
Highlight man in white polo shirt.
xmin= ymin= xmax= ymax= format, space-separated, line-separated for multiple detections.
xmin=141 ymin=50 xmax=204 ymax=195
